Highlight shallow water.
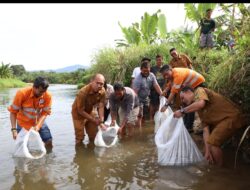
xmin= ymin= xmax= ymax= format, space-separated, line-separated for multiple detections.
xmin=0 ymin=84 xmax=250 ymax=190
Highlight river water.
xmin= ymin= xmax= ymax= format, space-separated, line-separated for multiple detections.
xmin=0 ymin=84 xmax=250 ymax=190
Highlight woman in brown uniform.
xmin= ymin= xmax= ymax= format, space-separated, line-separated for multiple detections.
xmin=173 ymin=86 xmax=244 ymax=166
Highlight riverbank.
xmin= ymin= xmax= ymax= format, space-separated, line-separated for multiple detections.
xmin=0 ymin=78 xmax=27 ymax=88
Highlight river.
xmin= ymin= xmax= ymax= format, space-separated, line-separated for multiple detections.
xmin=0 ymin=84 xmax=249 ymax=190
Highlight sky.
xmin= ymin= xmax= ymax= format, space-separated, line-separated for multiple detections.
xmin=0 ymin=3 xmax=196 ymax=71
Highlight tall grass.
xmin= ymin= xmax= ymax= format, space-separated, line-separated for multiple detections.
xmin=0 ymin=78 xmax=27 ymax=88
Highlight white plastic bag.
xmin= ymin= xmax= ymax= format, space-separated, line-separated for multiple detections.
xmin=83 ymin=127 xmax=90 ymax=145
xmin=155 ymin=109 xmax=204 ymax=166
xmin=94 ymin=114 xmax=119 ymax=148
xmin=154 ymin=96 xmax=172 ymax=133
xmin=13 ymin=128 xmax=46 ymax=159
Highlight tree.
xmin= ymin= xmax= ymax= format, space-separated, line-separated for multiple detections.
xmin=116 ymin=9 xmax=167 ymax=47
xmin=10 ymin=65 xmax=26 ymax=77
xmin=0 ymin=62 xmax=13 ymax=78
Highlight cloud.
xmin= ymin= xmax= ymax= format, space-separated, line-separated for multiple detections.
xmin=0 ymin=3 xmax=192 ymax=71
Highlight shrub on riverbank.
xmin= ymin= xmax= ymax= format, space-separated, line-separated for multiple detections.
xmin=0 ymin=78 xmax=27 ymax=88
xmin=89 ymin=42 xmax=249 ymax=119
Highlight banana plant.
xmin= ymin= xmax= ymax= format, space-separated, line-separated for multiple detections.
xmin=0 ymin=62 xmax=13 ymax=78
xmin=116 ymin=9 xmax=167 ymax=47
xmin=184 ymin=3 xmax=217 ymax=33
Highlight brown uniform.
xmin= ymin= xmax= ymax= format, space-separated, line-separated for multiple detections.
xmin=71 ymin=84 xmax=105 ymax=142
xmin=169 ymin=54 xmax=192 ymax=69
xmin=194 ymin=87 xmax=244 ymax=146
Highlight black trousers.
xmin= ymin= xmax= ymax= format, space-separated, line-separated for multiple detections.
xmin=104 ymin=107 xmax=110 ymax=122
xmin=183 ymin=112 xmax=195 ymax=130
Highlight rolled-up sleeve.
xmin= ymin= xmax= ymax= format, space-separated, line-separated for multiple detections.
xmin=8 ymin=90 xmax=23 ymax=114
xmin=41 ymin=93 xmax=52 ymax=116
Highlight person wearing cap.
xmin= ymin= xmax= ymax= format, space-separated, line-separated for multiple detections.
xmin=173 ymin=86 xmax=244 ymax=166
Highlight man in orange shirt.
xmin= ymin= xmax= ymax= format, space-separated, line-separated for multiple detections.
xmin=71 ymin=73 xmax=107 ymax=145
xmin=8 ymin=76 xmax=53 ymax=148
xmin=160 ymin=65 xmax=205 ymax=110
xmin=160 ymin=65 xmax=205 ymax=131
xmin=169 ymin=48 xmax=193 ymax=69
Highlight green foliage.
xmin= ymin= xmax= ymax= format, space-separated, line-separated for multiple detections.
xmin=116 ymin=9 xmax=167 ymax=47
xmin=158 ymin=14 xmax=167 ymax=38
xmin=0 ymin=62 xmax=13 ymax=78
xmin=208 ymin=51 xmax=250 ymax=114
xmin=140 ymin=10 xmax=159 ymax=44
xmin=10 ymin=65 xmax=26 ymax=77
xmin=20 ymin=69 xmax=86 ymax=85
xmin=184 ymin=3 xmax=217 ymax=25
xmin=117 ymin=22 xmax=141 ymax=46
xmin=0 ymin=78 xmax=26 ymax=88
xmin=90 ymin=43 xmax=172 ymax=87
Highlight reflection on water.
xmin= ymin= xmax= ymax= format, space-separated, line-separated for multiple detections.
xmin=1 ymin=84 xmax=250 ymax=190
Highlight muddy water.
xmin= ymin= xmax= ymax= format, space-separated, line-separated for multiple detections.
xmin=0 ymin=84 xmax=250 ymax=190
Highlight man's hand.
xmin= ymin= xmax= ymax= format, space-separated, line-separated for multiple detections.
xmin=32 ymin=126 xmax=39 ymax=131
xmin=118 ymin=127 xmax=124 ymax=135
xmin=205 ymin=148 xmax=214 ymax=164
xmin=111 ymin=120 xmax=116 ymax=126
xmin=93 ymin=118 xmax=101 ymax=126
xmin=160 ymin=105 xmax=168 ymax=112
xmin=12 ymin=129 xmax=17 ymax=140
xmin=100 ymin=123 xmax=107 ymax=131
xmin=173 ymin=110 xmax=183 ymax=118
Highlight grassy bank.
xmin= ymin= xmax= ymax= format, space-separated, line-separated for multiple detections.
xmin=0 ymin=78 xmax=27 ymax=88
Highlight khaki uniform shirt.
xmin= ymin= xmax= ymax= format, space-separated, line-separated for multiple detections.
xmin=169 ymin=54 xmax=192 ymax=69
xmin=71 ymin=83 xmax=105 ymax=120
xmin=194 ymin=87 xmax=243 ymax=129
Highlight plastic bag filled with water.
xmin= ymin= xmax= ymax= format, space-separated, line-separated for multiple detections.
xmin=155 ymin=109 xmax=204 ymax=166
xmin=13 ymin=128 xmax=46 ymax=159
xmin=154 ymin=96 xmax=172 ymax=133
xmin=94 ymin=114 xmax=119 ymax=147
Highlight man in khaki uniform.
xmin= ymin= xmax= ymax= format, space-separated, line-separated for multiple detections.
xmin=173 ymin=86 xmax=244 ymax=166
xmin=169 ymin=48 xmax=193 ymax=69
xmin=71 ymin=74 xmax=107 ymax=145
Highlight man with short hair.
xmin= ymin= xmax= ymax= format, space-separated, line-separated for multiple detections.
xmin=150 ymin=54 xmax=165 ymax=120
xmin=133 ymin=57 xmax=163 ymax=127
xmin=169 ymin=48 xmax=193 ymax=69
xmin=160 ymin=65 xmax=205 ymax=131
xmin=200 ymin=8 xmax=216 ymax=49
xmin=8 ymin=76 xmax=53 ymax=148
xmin=71 ymin=73 xmax=107 ymax=145
xmin=109 ymin=82 xmax=140 ymax=136
xmin=173 ymin=86 xmax=244 ymax=166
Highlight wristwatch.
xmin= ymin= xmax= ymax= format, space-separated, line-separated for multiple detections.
xmin=11 ymin=128 xmax=17 ymax=132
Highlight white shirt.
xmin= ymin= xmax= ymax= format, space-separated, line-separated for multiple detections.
xmin=131 ymin=67 xmax=141 ymax=78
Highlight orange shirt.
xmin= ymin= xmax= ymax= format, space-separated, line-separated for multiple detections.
xmin=71 ymin=83 xmax=106 ymax=120
xmin=167 ymin=68 xmax=205 ymax=94
xmin=8 ymin=86 xmax=52 ymax=130
xmin=169 ymin=54 xmax=192 ymax=68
